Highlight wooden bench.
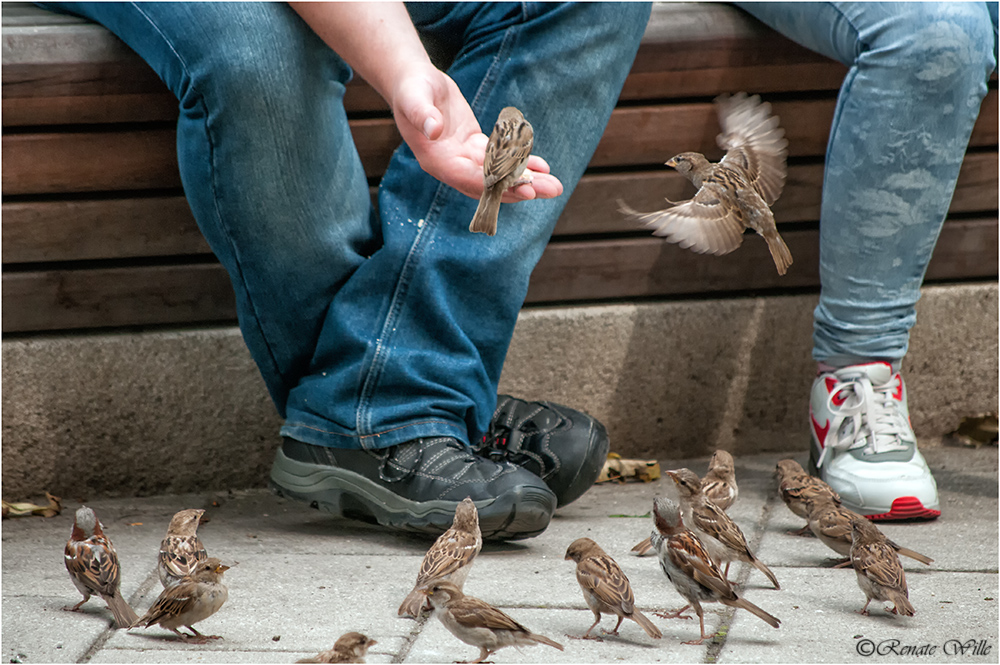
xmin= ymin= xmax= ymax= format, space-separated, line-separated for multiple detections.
xmin=3 ymin=2 xmax=997 ymax=333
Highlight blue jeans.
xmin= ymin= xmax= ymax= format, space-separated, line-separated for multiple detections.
xmin=737 ymin=2 xmax=997 ymax=366
xmin=39 ymin=2 xmax=651 ymax=450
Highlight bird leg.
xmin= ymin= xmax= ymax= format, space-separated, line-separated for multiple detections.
xmin=62 ymin=597 xmax=89 ymax=612
xmin=464 ymin=647 xmax=494 ymax=664
xmin=577 ymin=615 xmax=603 ymax=640
xmin=787 ymin=525 xmax=814 ymax=537
xmin=598 ymin=616 xmax=624 ymax=637
xmin=187 ymin=626 xmax=223 ymax=641
xmin=831 ymin=558 xmax=853 ymax=569
xmin=855 ymin=599 xmax=872 ymax=616
xmin=681 ymin=611 xmax=714 ymax=646
xmin=655 ymin=605 xmax=692 ymax=620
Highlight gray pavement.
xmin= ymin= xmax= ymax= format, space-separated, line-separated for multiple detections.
xmin=3 ymin=445 xmax=997 ymax=664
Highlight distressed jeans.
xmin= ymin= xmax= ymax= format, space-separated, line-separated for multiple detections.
xmin=738 ymin=2 xmax=997 ymax=365
xmin=39 ymin=2 xmax=651 ymax=449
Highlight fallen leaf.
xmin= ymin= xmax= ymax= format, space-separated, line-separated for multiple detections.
xmin=596 ymin=453 xmax=661 ymax=484
xmin=127 ymin=522 xmax=144 ymax=527
xmin=945 ymin=412 xmax=998 ymax=448
xmin=2 ymin=492 xmax=62 ymax=519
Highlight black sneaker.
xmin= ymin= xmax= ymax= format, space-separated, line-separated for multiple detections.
xmin=475 ymin=395 xmax=610 ymax=508
xmin=269 ymin=436 xmax=556 ymax=540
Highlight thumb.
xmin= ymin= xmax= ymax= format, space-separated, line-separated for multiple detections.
xmin=395 ymin=78 xmax=443 ymax=140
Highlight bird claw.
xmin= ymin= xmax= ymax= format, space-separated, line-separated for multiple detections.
xmin=787 ymin=526 xmax=814 ymax=537
xmin=655 ymin=609 xmax=692 ymax=620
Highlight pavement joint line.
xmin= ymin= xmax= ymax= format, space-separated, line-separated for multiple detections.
xmin=392 ymin=610 xmax=431 ymax=663
xmin=82 ymin=565 xmax=162 ymax=662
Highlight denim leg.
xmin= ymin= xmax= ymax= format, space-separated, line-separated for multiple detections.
xmin=281 ymin=2 xmax=652 ymax=449
xmin=39 ymin=2 xmax=379 ymax=412
xmin=736 ymin=2 xmax=996 ymax=364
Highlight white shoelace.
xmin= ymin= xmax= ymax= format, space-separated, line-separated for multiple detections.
xmin=816 ymin=373 xmax=913 ymax=469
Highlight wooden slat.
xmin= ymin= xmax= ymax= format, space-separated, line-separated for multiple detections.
xmin=3 ymin=151 xmax=995 ymax=264
xmin=1 ymin=196 xmax=206 ymax=263
xmin=3 ymin=217 xmax=995 ymax=333
xmin=554 ymin=150 xmax=999 ymax=236
xmin=8 ymin=91 xmax=994 ymax=196
xmin=526 ymin=218 xmax=998 ymax=303
xmin=2 ymin=263 xmax=237 ymax=332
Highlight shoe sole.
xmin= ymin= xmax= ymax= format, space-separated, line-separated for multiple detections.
xmin=809 ymin=444 xmax=941 ymax=521
xmin=269 ymin=448 xmax=555 ymax=540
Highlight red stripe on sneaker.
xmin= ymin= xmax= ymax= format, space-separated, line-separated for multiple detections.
xmin=866 ymin=496 xmax=941 ymax=521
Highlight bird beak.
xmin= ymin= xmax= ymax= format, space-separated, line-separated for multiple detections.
xmin=665 ymin=158 xmax=678 ymax=168
xmin=665 ymin=470 xmax=680 ymax=484
xmin=217 ymin=564 xmax=231 ymax=573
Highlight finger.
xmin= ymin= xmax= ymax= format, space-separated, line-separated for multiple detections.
xmin=525 ymin=155 xmax=551 ymax=175
xmin=500 ymin=172 xmax=563 ymax=202
xmin=396 ymin=80 xmax=444 ymax=140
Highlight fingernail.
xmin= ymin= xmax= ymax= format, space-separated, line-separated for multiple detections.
xmin=423 ymin=118 xmax=436 ymax=139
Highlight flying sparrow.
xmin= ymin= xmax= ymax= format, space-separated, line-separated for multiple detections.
xmin=565 ymin=537 xmax=661 ymax=639
xmin=469 ymin=106 xmax=534 ymax=236
xmin=399 ymin=497 xmax=482 ymax=619
xmin=620 ymin=92 xmax=793 ymax=275
xmin=702 ymin=450 xmax=738 ymax=511
xmin=849 ymin=516 xmax=916 ymax=616
xmin=158 ymin=508 xmax=208 ymax=588
xmin=775 ymin=459 xmax=841 ymax=535
xmin=650 ymin=497 xmax=780 ymax=645
xmin=802 ymin=496 xmax=933 ymax=567
xmin=63 ymin=506 xmax=139 ymax=629
xmin=421 ymin=580 xmax=563 ymax=664
xmin=296 ymin=632 xmax=378 ymax=663
xmin=667 ymin=468 xmax=780 ymax=589
xmin=131 ymin=557 xmax=230 ymax=643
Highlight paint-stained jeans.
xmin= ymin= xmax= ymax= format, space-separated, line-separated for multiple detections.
xmin=37 ymin=2 xmax=651 ymax=449
xmin=738 ymin=3 xmax=997 ymax=365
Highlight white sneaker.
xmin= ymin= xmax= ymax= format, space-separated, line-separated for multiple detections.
xmin=809 ymin=362 xmax=940 ymax=520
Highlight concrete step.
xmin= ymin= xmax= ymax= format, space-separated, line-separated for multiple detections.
xmin=2 ymin=282 xmax=996 ymax=500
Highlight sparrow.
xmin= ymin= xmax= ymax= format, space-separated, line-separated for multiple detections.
xmin=421 ymin=580 xmax=563 ymax=664
xmin=398 ymin=497 xmax=482 ymax=619
xmin=650 ymin=497 xmax=780 ymax=645
xmin=564 ymin=537 xmax=661 ymax=639
xmin=775 ymin=459 xmax=842 ymax=536
xmin=802 ymin=495 xmax=933 ymax=567
xmin=469 ymin=106 xmax=534 ymax=236
xmin=668 ymin=468 xmax=781 ymax=589
xmin=849 ymin=516 xmax=916 ymax=616
xmin=131 ymin=557 xmax=230 ymax=643
xmin=619 ymin=92 xmax=792 ymax=275
xmin=63 ymin=506 xmax=139 ymax=629
xmin=702 ymin=450 xmax=738 ymax=511
xmin=296 ymin=632 xmax=378 ymax=663
xmin=631 ymin=454 xmax=739 ymax=558
xmin=158 ymin=508 xmax=208 ymax=588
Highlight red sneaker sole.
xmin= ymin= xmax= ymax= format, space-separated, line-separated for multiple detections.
xmin=866 ymin=496 xmax=941 ymax=521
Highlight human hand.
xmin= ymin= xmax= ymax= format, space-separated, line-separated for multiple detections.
xmin=390 ymin=65 xmax=563 ymax=203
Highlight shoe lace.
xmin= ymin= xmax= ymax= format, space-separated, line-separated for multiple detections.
xmin=378 ymin=437 xmax=475 ymax=483
xmin=817 ymin=373 xmax=911 ymax=469
xmin=480 ymin=422 xmax=513 ymax=461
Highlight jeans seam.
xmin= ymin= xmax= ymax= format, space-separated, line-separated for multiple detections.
xmin=286 ymin=418 xmax=456 ymax=441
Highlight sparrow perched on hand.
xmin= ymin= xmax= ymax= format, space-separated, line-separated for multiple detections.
xmin=668 ymin=468 xmax=780 ymax=589
xmin=565 ymin=537 xmax=661 ymax=639
xmin=158 ymin=508 xmax=208 ymax=588
xmin=63 ymin=506 xmax=139 ymax=629
xmin=620 ymin=92 xmax=793 ymax=275
xmin=775 ymin=459 xmax=841 ymax=535
xmin=631 ymin=453 xmax=738 ymax=557
xmin=421 ymin=581 xmax=563 ymax=664
xmin=469 ymin=106 xmax=534 ymax=236
xmin=296 ymin=632 xmax=378 ymax=663
xmin=850 ymin=516 xmax=916 ymax=617
xmin=650 ymin=497 xmax=780 ymax=645
xmin=131 ymin=557 xmax=230 ymax=643
xmin=398 ymin=497 xmax=482 ymax=619
xmin=802 ymin=496 xmax=933 ymax=567
xmin=702 ymin=450 xmax=738 ymax=511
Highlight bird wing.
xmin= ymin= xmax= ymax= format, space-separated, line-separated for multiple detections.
xmin=414 ymin=528 xmax=480 ymax=587
xmin=139 ymin=581 xmax=201 ymax=625
xmin=483 ymin=120 xmax=533 ymax=189
xmin=66 ymin=537 xmax=121 ymax=597
xmin=853 ymin=541 xmax=908 ymax=590
xmin=577 ymin=555 xmax=635 ymax=612
xmin=691 ymin=501 xmax=751 ymax=553
xmin=667 ymin=532 xmax=735 ymax=599
xmin=814 ymin=506 xmax=854 ymax=541
xmin=159 ymin=535 xmax=208 ymax=580
xmin=619 ymin=182 xmax=745 ymax=255
xmin=715 ymin=93 xmax=787 ymax=205
xmin=450 ymin=596 xmax=527 ymax=632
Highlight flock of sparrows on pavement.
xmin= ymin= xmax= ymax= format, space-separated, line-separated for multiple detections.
xmin=61 ymin=94 xmax=911 ymax=662
xmin=62 ymin=450 xmax=933 ymax=663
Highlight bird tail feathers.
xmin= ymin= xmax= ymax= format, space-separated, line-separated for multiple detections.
xmin=469 ymin=189 xmax=502 ymax=235
xmin=726 ymin=597 xmax=781 ymax=629
xmin=631 ymin=609 xmax=663 ymax=639
xmin=528 ymin=633 xmax=565 ymax=651
xmin=106 ymin=590 xmax=139 ymax=629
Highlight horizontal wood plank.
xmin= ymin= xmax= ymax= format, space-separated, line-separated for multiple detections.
xmin=6 ymin=92 xmax=996 ymax=196
xmin=4 ymin=217 xmax=995 ymax=333
xmin=4 ymin=151 xmax=995 ymax=263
